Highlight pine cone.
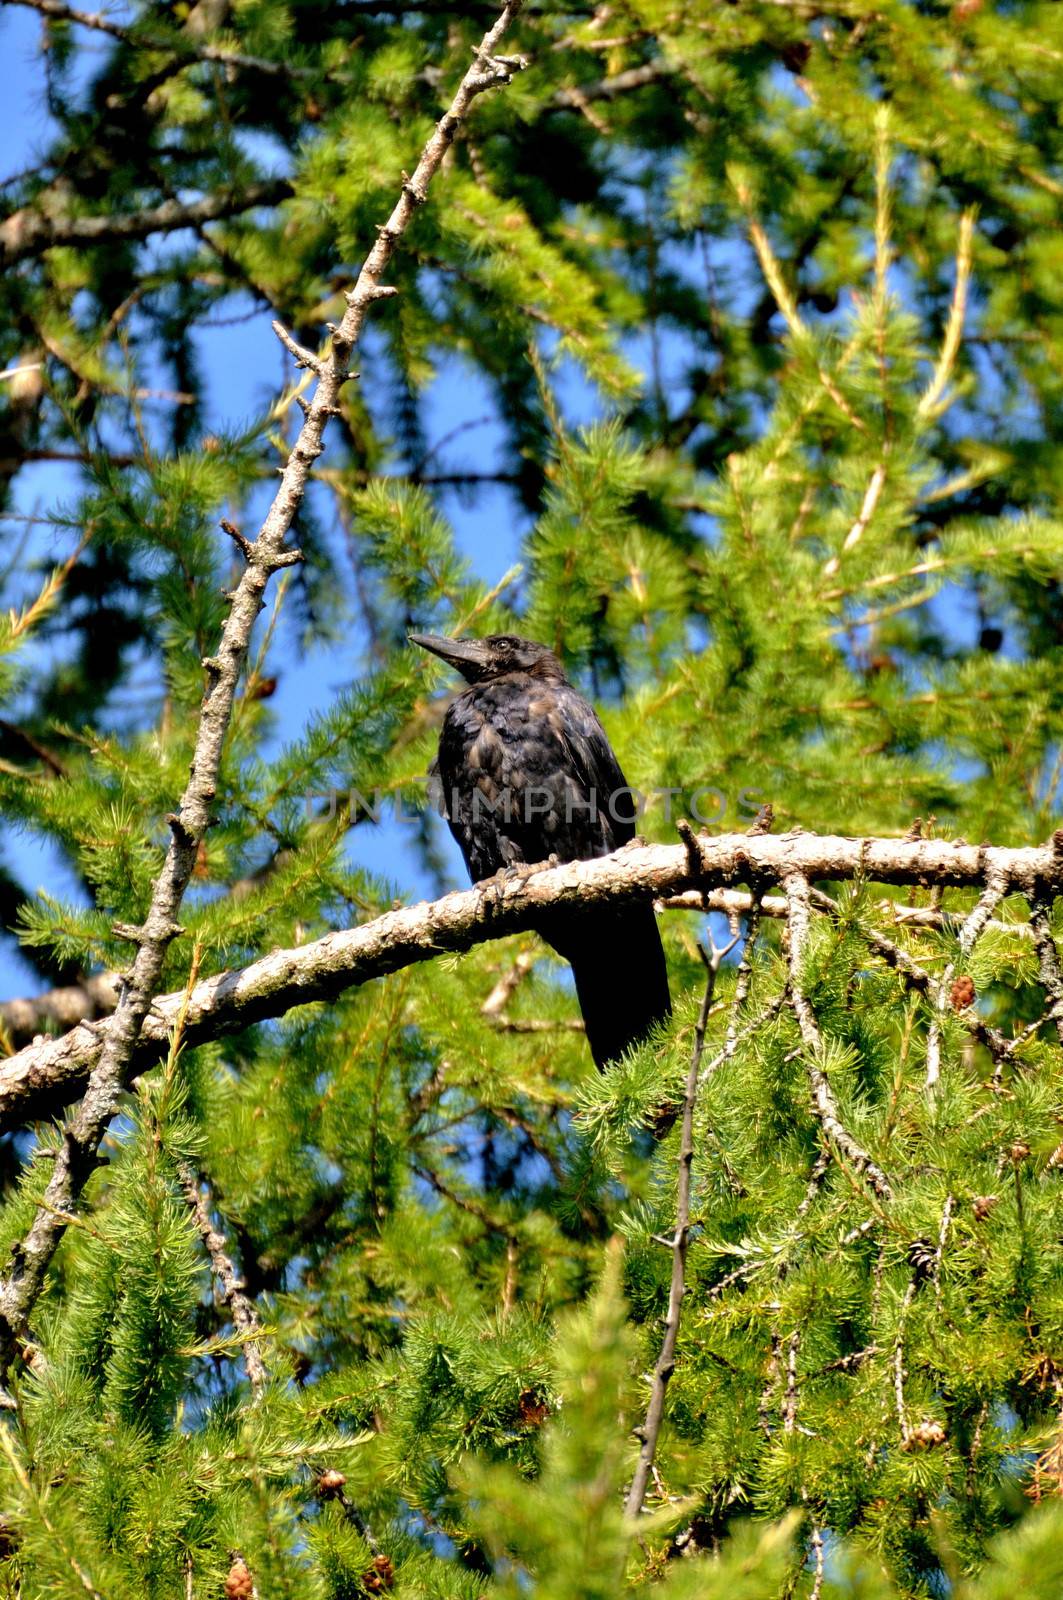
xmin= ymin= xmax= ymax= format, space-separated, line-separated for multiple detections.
xmin=972 ymin=1195 xmax=999 ymax=1221
xmin=225 ymin=1558 xmax=254 ymax=1600
xmin=949 ymin=975 xmax=976 ymax=1011
xmin=902 ymin=1419 xmax=947 ymax=1452
xmin=906 ymin=1237 xmax=936 ymax=1287
xmin=317 ymin=1468 xmax=347 ymax=1498
xmin=361 ymin=1554 xmax=395 ymax=1593
xmin=518 ymin=1388 xmax=548 ymax=1427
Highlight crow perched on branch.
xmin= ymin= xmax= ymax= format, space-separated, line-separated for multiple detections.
xmin=410 ymin=632 xmax=671 ymax=1066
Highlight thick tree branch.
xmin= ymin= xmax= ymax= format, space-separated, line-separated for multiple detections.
xmin=0 ymin=180 xmax=293 ymax=268
xmin=0 ymin=0 xmax=526 ymax=1368
xmin=0 ymin=830 xmax=1059 ymax=1133
xmin=0 ymin=975 xmax=120 ymax=1051
xmin=0 ymin=883 xmax=1032 ymax=1052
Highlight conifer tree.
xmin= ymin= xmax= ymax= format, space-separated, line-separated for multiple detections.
xmin=1 ymin=2 xmax=1063 ymax=1597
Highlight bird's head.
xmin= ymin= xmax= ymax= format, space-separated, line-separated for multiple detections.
xmin=409 ymin=632 xmax=565 ymax=685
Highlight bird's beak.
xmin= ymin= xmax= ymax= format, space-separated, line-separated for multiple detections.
xmin=408 ymin=633 xmax=490 ymax=672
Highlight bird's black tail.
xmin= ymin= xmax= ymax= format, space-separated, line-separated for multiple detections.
xmin=540 ymin=903 xmax=671 ymax=1069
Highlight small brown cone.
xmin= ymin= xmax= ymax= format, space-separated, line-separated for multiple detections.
xmin=225 ymin=1558 xmax=254 ymax=1600
xmin=902 ymin=1419 xmax=947 ymax=1452
xmin=518 ymin=1388 xmax=548 ymax=1428
xmin=949 ymin=975 xmax=976 ymax=1011
xmin=362 ymin=1554 xmax=395 ymax=1593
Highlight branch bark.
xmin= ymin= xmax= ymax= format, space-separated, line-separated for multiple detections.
xmin=0 ymin=883 xmax=1031 ymax=1052
xmin=625 ymin=930 xmax=735 ymax=1521
xmin=4 ymin=0 xmax=311 ymax=78
xmin=549 ymin=58 xmax=677 ymax=113
xmin=0 ymin=975 xmax=120 ymax=1052
xmin=0 ymin=0 xmax=527 ymax=1369
xmin=178 ymin=1164 xmax=268 ymax=1397
xmin=1030 ymin=894 xmax=1063 ymax=1049
xmin=0 ymin=180 xmax=293 ymax=268
xmin=1 ymin=830 xmax=1059 ymax=1134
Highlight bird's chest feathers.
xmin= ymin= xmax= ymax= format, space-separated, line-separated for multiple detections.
xmin=444 ymin=681 xmax=561 ymax=795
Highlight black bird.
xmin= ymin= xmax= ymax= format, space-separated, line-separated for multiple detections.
xmin=410 ymin=632 xmax=671 ymax=1067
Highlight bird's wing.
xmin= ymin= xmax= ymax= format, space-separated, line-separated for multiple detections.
xmin=546 ymin=682 xmax=638 ymax=851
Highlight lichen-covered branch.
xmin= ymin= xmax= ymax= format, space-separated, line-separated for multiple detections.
xmin=0 ymin=881 xmax=1030 ymax=1053
xmin=783 ymin=871 xmax=893 ymax=1201
xmin=0 ymin=830 xmax=1060 ymax=1135
xmin=178 ymin=1164 xmax=268 ymax=1397
xmin=1029 ymin=894 xmax=1063 ymax=1048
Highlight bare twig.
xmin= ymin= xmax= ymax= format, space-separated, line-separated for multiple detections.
xmin=723 ymin=897 xmax=762 ymax=1059
xmin=771 ymin=1149 xmax=832 ymax=1441
xmin=917 ymin=208 xmax=976 ymax=421
xmin=934 ymin=1192 xmax=953 ymax=1313
xmin=892 ymin=1280 xmax=917 ymax=1435
xmin=549 ymin=58 xmax=675 ymax=112
xmin=699 ymin=992 xmax=788 ymax=1089
xmin=661 ymin=884 xmax=1030 ymax=938
xmin=892 ymin=1192 xmax=952 ymax=1448
xmin=481 ymin=950 xmax=535 ymax=1018
xmin=732 ymin=176 xmax=867 ymax=433
xmin=783 ymin=1328 xmax=801 ymax=1434
xmin=809 ymin=1522 xmax=825 ymax=1600
xmin=625 ymin=929 xmax=738 ymax=1519
xmin=822 ymin=461 xmax=887 ymax=577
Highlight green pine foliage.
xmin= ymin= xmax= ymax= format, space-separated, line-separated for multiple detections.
xmin=2 ymin=1 xmax=1063 ymax=1596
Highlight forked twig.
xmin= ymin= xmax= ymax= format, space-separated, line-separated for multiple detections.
xmin=783 ymin=873 xmax=892 ymax=1201
xmin=625 ymin=927 xmax=738 ymax=1519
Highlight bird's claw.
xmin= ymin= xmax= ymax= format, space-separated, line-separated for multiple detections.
xmin=477 ymin=863 xmax=526 ymax=918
